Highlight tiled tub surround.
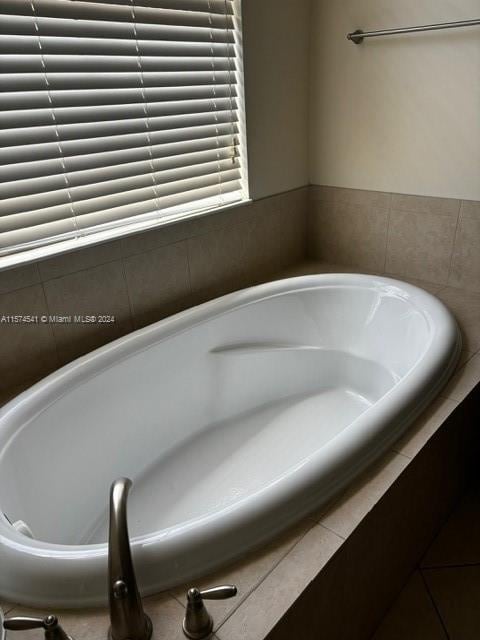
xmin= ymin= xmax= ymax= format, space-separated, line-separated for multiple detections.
xmin=2 ymin=184 xmax=479 ymax=401
xmin=1 ymin=183 xmax=480 ymax=638
xmin=308 ymin=186 xmax=480 ymax=293
xmin=1 ymin=259 xmax=479 ymax=640
xmin=0 ymin=188 xmax=307 ymax=402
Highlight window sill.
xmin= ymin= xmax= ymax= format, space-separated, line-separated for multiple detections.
xmin=0 ymin=197 xmax=252 ymax=273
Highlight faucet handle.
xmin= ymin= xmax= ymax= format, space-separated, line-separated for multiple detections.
xmin=3 ymin=615 xmax=74 ymax=640
xmin=183 ymin=584 xmax=237 ymax=639
xmin=193 ymin=585 xmax=237 ymax=601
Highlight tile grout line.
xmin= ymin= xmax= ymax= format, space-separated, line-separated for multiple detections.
xmin=391 ymin=448 xmax=413 ymax=460
xmin=39 ymin=279 xmax=61 ymax=369
xmin=313 ymin=519 xmax=348 ymax=540
xmin=394 ymin=450 xmax=412 ymax=462
xmin=0 ymin=192 xmax=477 ymax=295
xmin=169 ymin=519 xmax=322 ymax=630
xmin=419 ymin=568 xmax=451 ymax=640
xmin=214 ymin=519 xmax=325 ymax=633
xmin=382 ymin=192 xmax=393 ymax=274
xmin=445 ymin=200 xmax=463 ymax=287
xmin=184 ymin=238 xmax=195 ymax=300
xmin=119 ymin=257 xmax=136 ymax=331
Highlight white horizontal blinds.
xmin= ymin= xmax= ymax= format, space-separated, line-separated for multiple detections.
xmin=0 ymin=0 xmax=244 ymax=256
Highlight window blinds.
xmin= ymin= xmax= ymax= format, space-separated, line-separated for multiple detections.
xmin=0 ymin=0 xmax=246 ymax=263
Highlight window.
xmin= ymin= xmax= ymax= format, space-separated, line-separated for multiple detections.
xmin=0 ymin=0 xmax=248 ymax=267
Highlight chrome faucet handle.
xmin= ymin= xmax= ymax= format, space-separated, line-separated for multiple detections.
xmin=3 ymin=615 xmax=74 ymax=640
xmin=182 ymin=584 xmax=237 ymax=639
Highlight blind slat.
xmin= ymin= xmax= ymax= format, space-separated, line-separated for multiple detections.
xmin=1 ymin=122 xmax=239 ymax=165
xmin=1 ymin=159 xmax=240 ymax=217
xmin=1 ymin=184 xmax=242 ymax=255
xmin=1 ymin=1 xmax=234 ymax=30
xmin=0 ymin=70 xmax=237 ymax=92
xmin=0 ymin=110 xmax=238 ymax=147
xmin=0 ymin=34 xmax=235 ymax=57
xmin=1 ymin=168 xmax=241 ymax=231
xmin=1 ymin=146 xmax=237 ymax=199
xmin=1 ymin=84 xmax=238 ymax=110
xmin=3 ymin=54 xmax=236 ymax=73
xmin=1 ymin=133 xmax=239 ymax=181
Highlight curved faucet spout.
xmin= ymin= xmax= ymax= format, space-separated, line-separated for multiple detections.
xmin=108 ymin=478 xmax=152 ymax=640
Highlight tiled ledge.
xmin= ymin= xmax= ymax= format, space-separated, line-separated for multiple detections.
xmin=1 ymin=260 xmax=479 ymax=640
xmin=309 ymin=185 xmax=480 ymax=295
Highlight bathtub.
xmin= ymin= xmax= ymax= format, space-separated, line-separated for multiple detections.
xmin=0 ymin=274 xmax=460 ymax=608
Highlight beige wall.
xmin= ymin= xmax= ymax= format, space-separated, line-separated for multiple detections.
xmin=243 ymin=0 xmax=311 ymax=199
xmin=309 ymin=1 xmax=480 ymax=201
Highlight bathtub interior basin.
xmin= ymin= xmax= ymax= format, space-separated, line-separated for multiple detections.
xmin=0 ymin=274 xmax=460 ymax=607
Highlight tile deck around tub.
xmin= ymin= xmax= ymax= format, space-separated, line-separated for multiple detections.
xmin=1 ymin=260 xmax=479 ymax=640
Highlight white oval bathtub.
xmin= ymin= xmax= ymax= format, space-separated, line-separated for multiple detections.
xmin=0 ymin=274 xmax=460 ymax=608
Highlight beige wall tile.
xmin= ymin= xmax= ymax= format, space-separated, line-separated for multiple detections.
xmin=311 ymin=185 xmax=391 ymax=209
xmin=0 ymin=284 xmax=58 ymax=391
xmin=449 ymin=202 xmax=480 ymax=293
xmin=437 ymin=287 xmax=480 ymax=352
xmin=38 ymin=241 xmax=124 ymax=281
xmin=371 ymin=571 xmax=446 ymax=640
xmin=121 ymin=219 xmax=196 ymax=258
xmin=216 ymin=524 xmax=342 ymax=640
xmin=281 ymin=260 xmax=377 ymax=278
xmin=441 ymin=354 xmax=480 ymax=403
xmin=253 ymin=193 xmax=306 ymax=274
xmin=124 ymin=242 xmax=191 ymax=328
xmin=390 ymin=194 xmax=460 ymax=218
xmin=383 ymin=274 xmax=444 ymax=295
xmin=332 ymin=187 xmax=391 ymax=209
xmin=0 ymin=263 xmax=40 ymax=295
xmin=317 ymin=452 xmax=410 ymax=539
xmin=385 ymin=210 xmax=458 ymax=284
xmin=393 ymin=397 xmax=458 ymax=459
xmin=0 ymin=601 xmax=15 ymax=614
xmin=0 ymin=189 xmax=306 ymax=398
xmin=187 ymin=217 xmax=270 ymax=301
xmin=0 ymin=380 xmax=40 ymax=408
xmin=143 ymin=592 xmax=189 ymax=640
xmin=460 ymin=200 xmax=480 ymax=219
xmin=310 ymin=185 xmax=338 ymax=203
xmin=185 ymin=200 xmax=256 ymax=239
xmin=308 ymin=201 xmax=389 ymax=271
xmin=43 ymin=261 xmax=133 ymax=364
xmin=456 ymin=349 xmax=476 ymax=371
xmin=171 ymin=518 xmax=313 ymax=630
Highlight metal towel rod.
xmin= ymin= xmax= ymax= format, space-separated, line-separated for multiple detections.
xmin=347 ymin=18 xmax=480 ymax=44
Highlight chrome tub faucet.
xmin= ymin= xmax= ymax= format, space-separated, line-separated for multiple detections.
xmin=108 ymin=477 xmax=152 ymax=640
xmin=1 ymin=478 xmax=237 ymax=640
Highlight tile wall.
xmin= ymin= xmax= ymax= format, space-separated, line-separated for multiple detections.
xmin=308 ymin=186 xmax=480 ymax=292
xmin=0 ymin=189 xmax=307 ymax=400
xmin=1 ymin=183 xmax=479 ymax=406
